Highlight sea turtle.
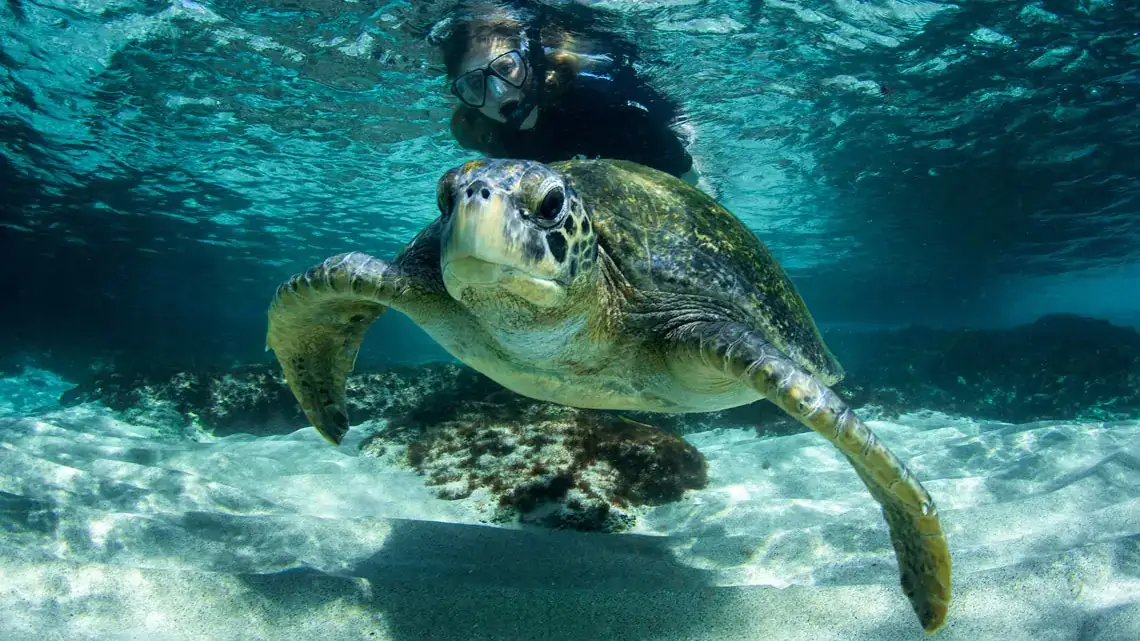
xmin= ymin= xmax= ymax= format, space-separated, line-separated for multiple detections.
xmin=265 ymin=158 xmax=951 ymax=633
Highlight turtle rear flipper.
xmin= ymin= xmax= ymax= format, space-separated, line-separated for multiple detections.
xmin=675 ymin=322 xmax=951 ymax=633
xmin=266 ymin=252 xmax=403 ymax=445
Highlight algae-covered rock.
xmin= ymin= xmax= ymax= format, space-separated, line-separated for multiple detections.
xmin=361 ymin=401 xmax=707 ymax=532
xmin=51 ymin=313 xmax=1140 ymax=530
xmin=58 ymin=366 xmax=301 ymax=435
xmin=829 ymin=314 xmax=1140 ymax=423
xmin=57 ymin=314 xmax=1140 ymax=436
xmin=57 ymin=360 xmax=710 ymax=531
xmin=58 ymin=360 xmax=774 ymax=438
xmin=57 ymin=362 xmax=475 ymax=437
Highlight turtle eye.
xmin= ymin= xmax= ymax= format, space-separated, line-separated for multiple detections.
xmin=537 ymin=186 xmax=565 ymax=224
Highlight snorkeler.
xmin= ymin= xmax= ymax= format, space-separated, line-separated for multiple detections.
xmin=430 ymin=0 xmax=697 ymax=181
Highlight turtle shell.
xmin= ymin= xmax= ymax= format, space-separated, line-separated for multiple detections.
xmin=553 ymin=159 xmax=844 ymax=385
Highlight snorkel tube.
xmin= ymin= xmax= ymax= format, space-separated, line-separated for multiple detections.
xmin=500 ymin=26 xmax=545 ymax=130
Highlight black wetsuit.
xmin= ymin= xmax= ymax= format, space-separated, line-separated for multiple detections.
xmin=454 ymin=64 xmax=693 ymax=178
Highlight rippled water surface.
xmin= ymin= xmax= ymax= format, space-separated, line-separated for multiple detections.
xmin=3 ymin=5 xmax=1140 ymax=639
xmin=2 ymin=0 xmax=1139 ymax=365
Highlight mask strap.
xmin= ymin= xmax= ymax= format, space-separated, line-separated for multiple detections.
xmin=502 ymin=21 xmax=545 ymax=130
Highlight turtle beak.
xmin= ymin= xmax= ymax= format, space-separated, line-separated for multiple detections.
xmin=441 ymin=178 xmax=565 ymax=308
xmin=441 ymin=179 xmax=512 ymax=282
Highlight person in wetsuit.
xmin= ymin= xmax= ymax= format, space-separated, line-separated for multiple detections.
xmin=430 ymin=0 xmax=696 ymax=181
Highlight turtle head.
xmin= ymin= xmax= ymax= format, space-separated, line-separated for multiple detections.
xmin=437 ymin=159 xmax=599 ymax=313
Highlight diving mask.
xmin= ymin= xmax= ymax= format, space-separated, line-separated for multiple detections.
xmin=451 ymin=50 xmax=529 ymax=109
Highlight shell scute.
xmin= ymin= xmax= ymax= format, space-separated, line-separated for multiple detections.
xmin=553 ymin=159 xmax=843 ymax=384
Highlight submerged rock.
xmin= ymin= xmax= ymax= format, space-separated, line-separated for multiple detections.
xmin=57 ymin=360 xmax=764 ymax=438
xmin=50 ymin=313 xmax=1140 ymax=529
xmin=58 ymin=360 xmax=712 ymax=532
xmin=361 ymin=402 xmax=707 ymax=532
xmin=57 ymin=363 xmax=475 ymax=437
xmin=59 ymin=366 xmax=299 ymax=435
xmin=829 ymin=314 xmax=1140 ymax=423
xmin=56 ymin=314 xmax=1140 ymax=433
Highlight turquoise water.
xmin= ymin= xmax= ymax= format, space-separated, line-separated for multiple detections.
xmin=2 ymin=1 xmax=1140 ymax=639
xmin=3 ymin=0 xmax=1139 ymax=369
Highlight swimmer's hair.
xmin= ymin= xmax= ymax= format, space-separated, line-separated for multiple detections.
xmin=543 ymin=49 xmax=581 ymax=99
xmin=436 ymin=1 xmax=529 ymax=77
xmin=433 ymin=0 xmax=645 ymax=80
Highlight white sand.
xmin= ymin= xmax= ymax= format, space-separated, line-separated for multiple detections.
xmin=1 ymin=378 xmax=1139 ymax=640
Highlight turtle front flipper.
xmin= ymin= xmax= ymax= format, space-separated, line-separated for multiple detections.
xmin=266 ymin=252 xmax=408 ymax=445
xmin=674 ymin=322 xmax=951 ymax=633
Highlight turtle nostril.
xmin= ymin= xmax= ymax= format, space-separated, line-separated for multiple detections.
xmin=464 ymin=180 xmax=492 ymax=200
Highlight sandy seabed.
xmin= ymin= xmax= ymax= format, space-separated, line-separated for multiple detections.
xmin=1 ymin=373 xmax=1138 ymax=641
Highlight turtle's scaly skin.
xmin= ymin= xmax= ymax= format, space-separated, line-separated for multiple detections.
xmin=266 ymin=255 xmax=391 ymax=443
xmin=550 ymin=160 xmax=948 ymax=630
xmin=555 ymin=159 xmax=844 ymax=385
xmin=266 ymin=158 xmax=951 ymax=633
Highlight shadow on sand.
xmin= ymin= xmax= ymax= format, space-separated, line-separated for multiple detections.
xmin=239 ymin=517 xmax=733 ymax=641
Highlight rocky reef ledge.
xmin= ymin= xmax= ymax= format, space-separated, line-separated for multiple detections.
xmin=58 ymin=363 xmax=713 ymax=532
xmin=829 ymin=313 xmax=1140 ymax=423
xmin=52 ymin=314 xmax=1140 ymax=530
